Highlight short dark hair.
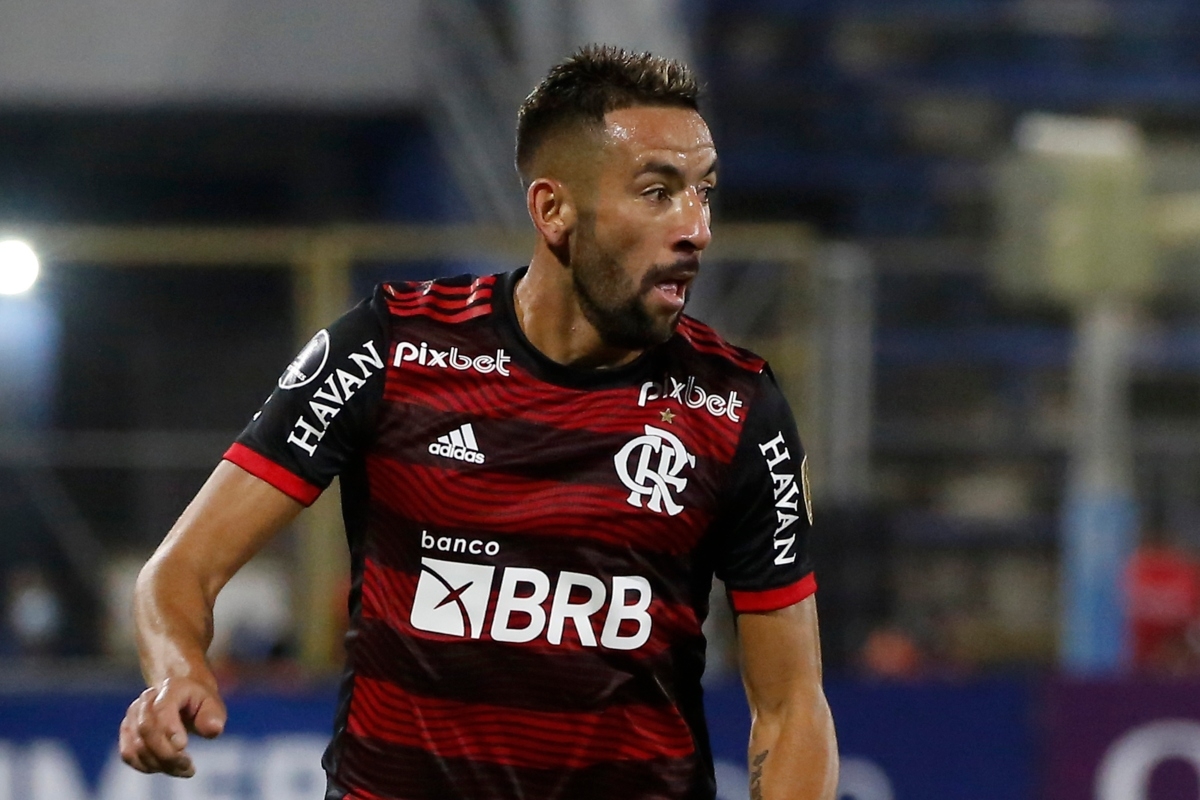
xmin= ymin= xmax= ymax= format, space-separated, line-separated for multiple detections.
xmin=515 ymin=45 xmax=701 ymax=186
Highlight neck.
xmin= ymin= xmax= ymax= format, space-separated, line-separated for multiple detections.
xmin=515 ymin=242 xmax=642 ymax=369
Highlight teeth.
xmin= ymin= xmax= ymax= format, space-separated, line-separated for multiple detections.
xmin=656 ymin=280 xmax=687 ymax=300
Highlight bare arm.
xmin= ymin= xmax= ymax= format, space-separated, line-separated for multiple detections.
xmin=738 ymin=595 xmax=838 ymax=800
xmin=119 ymin=460 xmax=305 ymax=777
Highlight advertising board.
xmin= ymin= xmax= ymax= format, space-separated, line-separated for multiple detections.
xmin=704 ymin=676 xmax=1034 ymax=800
xmin=0 ymin=677 xmax=1036 ymax=800
xmin=0 ymin=689 xmax=336 ymax=800
xmin=1044 ymin=678 xmax=1200 ymax=800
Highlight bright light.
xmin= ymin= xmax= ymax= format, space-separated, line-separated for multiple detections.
xmin=0 ymin=240 xmax=40 ymax=295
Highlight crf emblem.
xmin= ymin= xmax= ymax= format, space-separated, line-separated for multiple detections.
xmin=614 ymin=425 xmax=696 ymax=516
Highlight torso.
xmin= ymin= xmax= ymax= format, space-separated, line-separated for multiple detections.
xmin=329 ymin=271 xmax=763 ymax=800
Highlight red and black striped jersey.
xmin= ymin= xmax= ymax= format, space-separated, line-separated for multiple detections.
xmin=225 ymin=269 xmax=816 ymax=800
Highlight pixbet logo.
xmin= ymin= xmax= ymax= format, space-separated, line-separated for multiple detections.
xmin=637 ymin=375 xmax=743 ymax=421
xmin=393 ymin=341 xmax=511 ymax=376
xmin=410 ymin=557 xmax=654 ymax=650
xmin=614 ymin=425 xmax=696 ymax=516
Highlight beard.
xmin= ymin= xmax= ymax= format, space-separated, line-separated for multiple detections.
xmin=569 ymin=216 xmax=689 ymax=351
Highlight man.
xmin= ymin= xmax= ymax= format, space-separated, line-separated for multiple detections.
xmin=119 ymin=45 xmax=838 ymax=800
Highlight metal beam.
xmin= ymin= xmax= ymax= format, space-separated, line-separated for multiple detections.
xmin=291 ymin=236 xmax=354 ymax=671
xmin=0 ymin=220 xmax=817 ymax=672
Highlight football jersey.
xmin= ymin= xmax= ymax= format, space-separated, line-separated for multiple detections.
xmin=225 ymin=268 xmax=816 ymax=800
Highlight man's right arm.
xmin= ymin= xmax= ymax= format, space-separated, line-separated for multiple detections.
xmin=118 ymin=461 xmax=304 ymax=778
xmin=119 ymin=291 xmax=389 ymax=777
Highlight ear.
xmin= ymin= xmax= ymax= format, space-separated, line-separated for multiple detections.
xmin=526 ymin=178 xmax=576 ymax=248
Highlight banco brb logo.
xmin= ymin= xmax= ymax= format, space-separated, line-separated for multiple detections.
xmin=410 ymin=557 xmax=654 ymax=650
xmin=410 ymin=558 xmax=496 ymax=638
xmin=615 ymin=425 xmax=696 ymax=516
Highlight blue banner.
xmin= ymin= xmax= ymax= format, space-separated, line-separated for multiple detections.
xmin=704 ymin=676 xmax=1035 ymax=800
xmin=0 ymin=688 xmax=337 ymax=800
xmin=0 ymin=677 xmax=1034 ymax=800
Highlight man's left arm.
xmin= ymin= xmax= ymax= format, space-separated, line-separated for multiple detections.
xmin=738 ymin=595 xmax=838 ymax=800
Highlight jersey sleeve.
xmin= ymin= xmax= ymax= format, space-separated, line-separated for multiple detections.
xmin=223 ymin=291 xmax=389 ymax=506
xmin=712 ymin=368 xmax=816 ymax=612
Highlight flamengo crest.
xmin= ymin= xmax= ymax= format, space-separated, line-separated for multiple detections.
xmin=614 ymin=425 xmax=696 ymax=517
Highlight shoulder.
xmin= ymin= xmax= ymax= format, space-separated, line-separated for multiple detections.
xmin=378 ymin=273 xmax=500 ymax=324
xmin=673 ymin=315 xmax=767 ymax=375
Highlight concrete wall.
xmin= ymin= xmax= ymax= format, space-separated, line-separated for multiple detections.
xmin=0 ymin=0 xmax=424 ymax=107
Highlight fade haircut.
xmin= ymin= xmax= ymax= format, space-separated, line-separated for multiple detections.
xmin=515 ymin=45 xmax=701 ymax=188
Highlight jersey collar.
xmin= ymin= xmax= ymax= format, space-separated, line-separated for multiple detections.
xmin=494 ymin=267 xmax=666 ymax=390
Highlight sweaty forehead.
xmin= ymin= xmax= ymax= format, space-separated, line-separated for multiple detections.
xmin=601 ymin=106 xmax=715 ymax=169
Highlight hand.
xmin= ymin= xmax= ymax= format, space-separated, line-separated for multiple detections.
xmin=118 ymin=676 xmax=227 ymax=778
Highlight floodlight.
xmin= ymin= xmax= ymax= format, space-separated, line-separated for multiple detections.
xmin=0 ymin=240 xmax=39 ymax=295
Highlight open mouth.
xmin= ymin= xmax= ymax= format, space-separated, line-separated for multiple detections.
xmin=652 ymin=278 xmax=691 ymax=310
xmin=659 ymin=279 xmax=686 ymax=299
xmin=647 ymin=261 xmax=698 ymax=311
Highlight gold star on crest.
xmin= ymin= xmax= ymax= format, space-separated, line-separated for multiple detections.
xmin=659 ymin=408 xmax=676 ymax=424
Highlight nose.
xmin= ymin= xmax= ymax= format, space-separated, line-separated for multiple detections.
xmin=675 ymin=187 xmax=712 ymax=252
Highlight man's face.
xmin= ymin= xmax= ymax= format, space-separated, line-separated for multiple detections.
xmin=568 ymin=105 xmax=717 ymax=350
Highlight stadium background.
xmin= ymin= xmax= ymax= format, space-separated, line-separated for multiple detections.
xmin=2 ymin=1 xmax=1200 ymax=798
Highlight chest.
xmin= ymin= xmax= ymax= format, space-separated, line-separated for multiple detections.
xmin=367 ymin=363 xmax=743 ymax=548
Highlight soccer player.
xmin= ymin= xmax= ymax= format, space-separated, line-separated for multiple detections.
xmin=118 ymin=46 xmax=838 ymax=800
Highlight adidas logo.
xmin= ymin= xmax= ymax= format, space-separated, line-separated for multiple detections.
xmin=428 ymin=422 xmax=486 ymax=464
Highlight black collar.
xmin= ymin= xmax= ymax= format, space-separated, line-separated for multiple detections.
xmin=492 ymin=267 xmax=664 ymax=390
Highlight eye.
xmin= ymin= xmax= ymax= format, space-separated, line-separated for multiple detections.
xmin=643 ymin=186 xmax=670 ymax=202
xmin=699 ymin=185 xmax=716 ymax=204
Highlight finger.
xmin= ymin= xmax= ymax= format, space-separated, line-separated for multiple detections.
xmin=121 ymin=693 xmax=194 ymax=776
xmin=135 ymin=689 xmax=188 ymax=766
xmin=134 ymin=733 xmax=193 ymax=778
xmin=123 ymin=727 xmax=166 ymax=774
xmin=151 ymin=682 xmax=204 ymax=776
xmin=120 ymin=698 xmax=163 ymax=773
xmin=153 ymin=683 xmax=193 ymax=750
xmin=119 ymin=715 xmax=153 ymax=773
xmin=127 ymin=738 xmax=162 ymax=774
xmin=189 ymin=695 xmax=227 ymax=739
xmin=163 ymin=753 xmax=197 ymax=779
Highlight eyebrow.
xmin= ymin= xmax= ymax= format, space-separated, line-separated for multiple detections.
xmin=634 ymin=157 xmax=719 ymax=181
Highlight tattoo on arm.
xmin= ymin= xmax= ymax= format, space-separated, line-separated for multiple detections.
xmin=749 ymin=749 xmax=769 ymax=800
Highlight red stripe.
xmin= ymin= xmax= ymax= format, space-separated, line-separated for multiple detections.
xmin=386 ymin=286 xmax=493 ymax=306
xmin=386 ymin=284 xmax=475 ymax=299
xmin=223 ymin=443 xmax=321 ymax=506
xmin=728 ymin=573 xmax=817 ymax=613
xmin=384 ymin=277 xmax=496 ymax=310
xmin=684 ymin=337 xmax=763 ymax=373
xmin=346 ymin=676 xmax=694 ymax=770
xmin=385 ymin=275 xmax=497 ymax=298
xmin=386 ymin=304 xmax=494 ymax=324
xmin=380 ymin=373 xmax=742 ymax=460
xmin=686 ymin=338 xmax=761 ymax=371
xmin=676 ymin=317 xmax=722 ymax=344
xmin=383 ymin=276 xmax=497 ymax=323
xmin=378 ymin=395 xmax=738 ymax=462
xmin=677 ymin=318 xmax=764 ymax=372
xmin=385 ymin=292 xmax=493 ymax=315
xmin=365 ymin=457 xmax=712 ymax=554
xmin=677 ymin=317 xmax=729 ymax=346
xmin=342 ymin=791 xmax=391 ymax=800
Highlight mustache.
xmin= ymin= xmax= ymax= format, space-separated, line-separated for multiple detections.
xmin=640 ymin=256 xmax=701 ymax=290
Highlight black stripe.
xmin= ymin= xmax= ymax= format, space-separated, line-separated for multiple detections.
xmin=350 ymin=617 xmax=694 ymax=714
xmin=333 ymin=733 xmax=714 ymax=800
xmin=372 ymin=399 xmax=734 ymax=492
xmin=363 ymin=502 xmax=717 ymax=611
